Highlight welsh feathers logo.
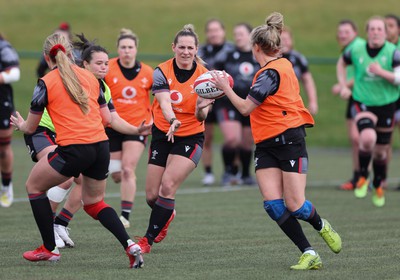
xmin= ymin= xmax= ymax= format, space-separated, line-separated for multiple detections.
xmin=122 ymin=86 xmax=137 ymax=99
xmin=170 ymin=90 xmax=183 ymax=104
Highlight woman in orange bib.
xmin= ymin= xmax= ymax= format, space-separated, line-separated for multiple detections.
xmin=212 ymin=12 xmax=342 ymax=270
xmin=104 ymin=29 xmax=153 ymax=229
xmin=11 ymin=32 xmax=143 ymax=269
xmin=136 ymin=24 xmax=214 ymax=253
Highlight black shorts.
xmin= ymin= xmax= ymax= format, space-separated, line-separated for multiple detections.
xmin=254 ymin=126 xmax=309 ymax=173
xmin=345 ymin=96 xmax=356 ymax=120
xmin=24 ymin=126 xmax=57 ymax=162
xmin=148 ymin=125 xmax=204 ymax=167
xmin=215 ymin=99 xmax=250 ymax=127
xmin=47 ymin=141 xmax=110 ymax=180
xmin=105 ymin=127 xmax=147 ymax=152
xmin=394 ymin=97 xmax=400 ymax=123
xmin=351 ymin=101 xmax=396 ymax=129
xmin=0 ymin=91 xmax=15 ymax=129
xmin=205 ymin=105 xmax=217 ymax=124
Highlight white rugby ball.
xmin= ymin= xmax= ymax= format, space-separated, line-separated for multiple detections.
xmin=194 ymin=70 xmax=234 ymax=99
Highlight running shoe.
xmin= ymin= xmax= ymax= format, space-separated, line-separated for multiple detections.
xmin=154 ymin=209 xmax=176 ymax=243
xmin=339 ymin=180 xmax=355 ymax=191
xmin=202 ymin=173 xmax=215 ymax=186
xmin=319 ymin=219 xmax=342 ymax=254
xmin=119 ymin=215 xmax=130 ymax=228
xmin=354 ymin=176 xmax=369 ymax=198
xmin=137 ymin=237 xmax=152 ymax=254
xmin=54 ymin=227 xmax=65 ymax=249
xmin=372 ymin=186 xmax=385 ymax=207
xmin=126 ymin=240 xmax=143 ymax=269
xmin=0 ymin=183 xmax=13 ymax=207
xmin=23 ymin=245 xmax=60 ymax=262
xmin=290 ymin=252 xmax=322 ymax=270
xmin=241 ymin=176 xmax=257 ymax=186
xmin=54 ymin=224 xmax=74 ymax=247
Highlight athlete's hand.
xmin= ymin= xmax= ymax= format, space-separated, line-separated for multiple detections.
xmin=138 ymin=120 xmax=152 ymax=136
xmin=196 ymin=97 xmax=215 ymax=110
xmin=331 ymin=83 xmax=341 ymax=95
xmin=10 ymin=111 xmax=25 ymax=131
xmin=166 ymin=119 xmax=181 ymax=143
xmin=368 ymin=62 xmax=382 ymax=76
xmin=210 ymin=70 xmax=230 ymax=92
xmin=339 ymin=86 xmax=352 ymax=100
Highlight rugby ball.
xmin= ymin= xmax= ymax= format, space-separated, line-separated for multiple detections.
xmin=194 ymin=70 xmax=234 ymax=99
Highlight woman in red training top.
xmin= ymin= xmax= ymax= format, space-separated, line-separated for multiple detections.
xmin=137 ymin=24 xmax=214 ymax=253
xmin=10 ymin=32 xmax=143 ymax=269
xmin=104 ymin=28 xmax=153 ymax=229
xmin=211 ymin=12 xmax=342 ymax=270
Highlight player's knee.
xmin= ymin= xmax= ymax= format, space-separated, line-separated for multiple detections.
xmin=84 ymin=200 xmax=110 ymax=220
xmin=290 ymin=200 xmax=314 ymax=221
xmin=108 ymin=159 xmax=121 ymax=174
xmin=264 ymin=199 xmax=287 ymax=221
xmin=47 ymin=186 xmax=70 ymax=203
xmin=146 ymin=197 xmax=157 ymax=208
xmin=356 ymin=117 xmax=375 ymax=133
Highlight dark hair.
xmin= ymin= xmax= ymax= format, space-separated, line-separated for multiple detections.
xmin=385 ymin=14 xmax=400 ymax=28
xmin=338 ymin=19 xmax=358 ymax=32
xmin=73 ymin=33 xmax=108 ymax=67
xmin=205 ymin=18 xmax=225 ymax=32
xmin=235 ymin=22 xmax=253 ymax=33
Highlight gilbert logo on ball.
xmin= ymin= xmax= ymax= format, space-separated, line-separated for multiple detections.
xmin=194 ymin=71 xmax=234 ymax=99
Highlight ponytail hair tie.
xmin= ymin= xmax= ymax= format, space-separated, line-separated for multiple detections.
xmin=49 ymin=44 xmax=66 ymax=57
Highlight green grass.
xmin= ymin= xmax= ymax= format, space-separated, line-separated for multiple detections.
xmin=1 ymin=0 xmax=400 ymax=146
xmin=2 ymin=140 xmax=400 ymax=279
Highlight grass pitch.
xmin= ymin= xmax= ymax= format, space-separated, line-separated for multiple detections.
xmin=2 ymin=142 xmax=400 ymax=279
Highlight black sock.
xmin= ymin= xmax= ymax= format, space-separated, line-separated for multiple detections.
xmin=239 ymin=149 xmax=252 ymax=178
xmin=97 ymin=207 xmax=130 ymax=249
xmin=121 ymin=200 xmax=133 ymax=220
xmin=352 ymin=170 xmax=360 ymax=184
xmin=205 ymin=166 xmax=212 ymax=174
xmin=222 ymin=146 xmax=236 ymax=173
xmin=373 ymin=159 xmax=387 ymax=188
xmin=28 ymin=192 xmax=55 ymax=251
xmin=1 ymin=172 xmax=11 ymax=186
xmin=54 ymin=208 xmax=74 ymax=227
xmin=145 ymin=196 xmax=175 ymax=244
xmin=277 ymin=212 xmax=312 ymax=253
xmin=359 ymin=150 xmax=372 ymax=178
xmin=307 ymin=209 xmax=323 ymax=231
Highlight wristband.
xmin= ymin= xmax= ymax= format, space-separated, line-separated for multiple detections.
xmin=169 ymin=117 xmax=177 ymax=125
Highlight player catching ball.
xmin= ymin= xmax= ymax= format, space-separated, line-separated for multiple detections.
xmin=211 ymin=12 xmax=342 ymax=270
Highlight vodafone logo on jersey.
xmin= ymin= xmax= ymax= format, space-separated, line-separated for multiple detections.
xmin=170 ymin=90 xmax=183 ymax=104
xmin=122 ymin=86 xmax=137 ymax=99
xmin=239 ymin=62 xmax=254 ymax=76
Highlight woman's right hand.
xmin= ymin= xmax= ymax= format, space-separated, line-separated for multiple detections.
xmin=166 ymin=119 xmax=181 ymax=143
